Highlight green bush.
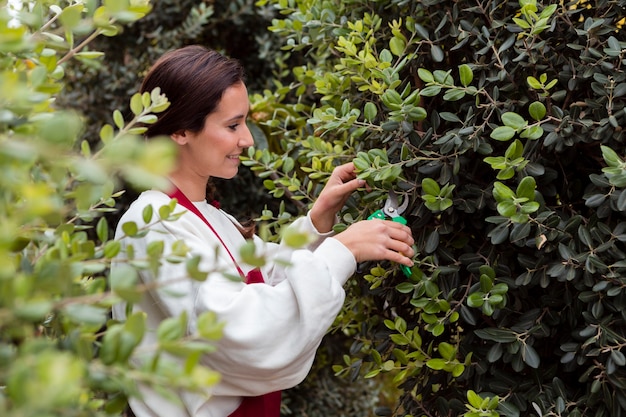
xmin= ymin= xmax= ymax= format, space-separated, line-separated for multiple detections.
xmin=5 ymin=0 xmax=626 ymax=415
xmin=244 ymin=0 xmax=626 ymax=415
xmin=0 ymin=2 xmax=226 ymax=416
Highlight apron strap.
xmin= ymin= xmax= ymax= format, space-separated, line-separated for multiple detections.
xmin=168 ymin=187 xmax=249 ymax=280
xmin=168 ymin=187 xmax=280 ymax=415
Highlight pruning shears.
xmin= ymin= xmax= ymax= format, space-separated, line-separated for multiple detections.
xmin=367 ymin=190 xmax=413 ymax=277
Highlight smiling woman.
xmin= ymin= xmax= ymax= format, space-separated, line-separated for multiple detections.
xmin=169 ymin=81 xmax=253 ymax=192
xmin=111 ymin=45 xmax=415 ymax=417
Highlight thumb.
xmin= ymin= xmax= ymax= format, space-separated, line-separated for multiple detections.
xmin=340 ymin=177 xmax=366 ymax=193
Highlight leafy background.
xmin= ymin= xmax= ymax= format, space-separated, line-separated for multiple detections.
xmin=2 ymin=0 xmax=626 ymax=416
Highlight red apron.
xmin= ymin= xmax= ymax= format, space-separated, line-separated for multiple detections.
xmin=168 ymin=188 xmax=281 ymax=417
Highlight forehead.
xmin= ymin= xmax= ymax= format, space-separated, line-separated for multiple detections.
xmin=211 ymin=82 xmax=249 ymax=118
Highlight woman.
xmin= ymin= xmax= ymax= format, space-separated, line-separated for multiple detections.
xmin=112 ymin=45 xmax=415 ymax=417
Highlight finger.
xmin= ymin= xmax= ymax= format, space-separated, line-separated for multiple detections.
xmin=342 ymin=177 xmax=366 ymax=192
xmin=332 ymin=162 xmax=357 ymax=182
xmin=387 ymin=226 xmax=414 ymax=246
xmin=386 ymin=239 xmax=415 ymax=260
xmin=380 ymin=222 xmax=414 ymax=242
xmin=383 ymin=247 xmax=415 ymax=267
xmin=379 ymin=224 xmax=414 ymax=266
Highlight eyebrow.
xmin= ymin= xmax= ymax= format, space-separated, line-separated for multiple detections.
xmin=225 ymin=110 xmax=249 ymax=123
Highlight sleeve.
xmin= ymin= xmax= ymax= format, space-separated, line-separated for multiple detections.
xmin=254 ymin=212 xmax=338 ymax=286
xmin=114 ymin=193 xmax=356 ymax=397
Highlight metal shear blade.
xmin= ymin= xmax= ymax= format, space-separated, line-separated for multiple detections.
xmin=383 ymin=190 xmax=408 ymax=218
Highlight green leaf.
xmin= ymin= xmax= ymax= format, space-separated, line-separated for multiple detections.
xmin=426 ymin=358 xmax=446 ymax=370
xmin=282 ymin=157 xmax=295 ymax=174
xmin=157 ymin=313 xmax=187 ymax=342
xmin=113 ymin=109 xmax=124 ymax=129
xmin=124 ymin=311 xmax=146 ymax=341
xmin=282 ymin=225 xmax=312 ymax=248
xmin=474 ymin=328 xmax=518 ymax=343
xmin=146 ymin=240 xmax=164 ymax=258
xmin=498 ymin=401 xmax=521 ymax=417
xmin=382 ymin=359 xmax=395 ymax=371
xmin=418 ymin=68 xmax=434 ymax=83
xmin=121 ymin=221 xmax=138 ymax=237
xmin=601 ymin=145 xmax=622 ymax=167
xmin=528 ymin=101 xmax=546 ymax=120
xmin=389 ymin=36 xmax=406 ymax=56
xmin=496 ymin=201 xmax=517 ymax=218
xmin=527 ymin=76 xmax=542 ymax=89
xmin=138 ymin=115 xmax=157 ymax=124
xmin=422 ymin=178 xmax=441 ymax=195
xmin=197 ymin=311 xmax=224 ymax=340
xmin=467 ymin=390 xmax=483 ymax=407
xmin=109 ymin=263 xmax=138 ymax=291
xmin=516 ymin=176 xmax=536 ymax=200
xmin=520 ymin=125 xmax=543 ymax=140
xmin=96 ymin=217 xmax=109 ymax=242
xmin=186 ymin=256 xmax=209 ymax=281
xmin=390 ymin=333 xmax=410 ymax=345
xmin=419 ymin=85 xmax=442 ymax=97
xmin=364 ymin=102 xmax=377 ymax=122
xmin=467 ymin=292 xmax=485 ymax=307
xmin=438 ymin=342 xmax=456 ymax=360
xmin=459 ymin=64 xmax=473 ymax=87
xmin=59 ymin=4 xmax=84 ymax=29
xmin=142 ymin=205 xmax=153 ymax=224
xmin=522 ymin=343 xmax=540 ymax=368
xmin=505 ymin=139 xmax=524 ymax=160
xmin=611 ymin=350 xmax=626 ymax=366
xmin=493 ymin=182 xmax=515 ymax=201
xmin=104 ymin=240 xmax=121 ymax=259
xmin=501 ymin=112 xmax=527 ymax=129
xmin=64 ymin=304 xmax=108 ymax=326
xmin=443 ymin=89 xmax=466 ymax=101
xmin=130 ymin=93 xmax=143 ymax=116
xmin=383 ymin=89 xmax=403 ymax=106
xmin=430 ymin=44 xmax=444 ymax=62
xmin=100 ymin=124 xmax=114 ymax=143
xmin=239 ymin=241 xmax=266 ymax=267
xmin=76 ymin=51 xmax=105 ymax=60
xmin=490 ymin=126 xmax=516 ymax=141
xmin=396 ymin=282 xmax=415 ymax=293
xmin=14 ymin=300 xmax=54 ymax=322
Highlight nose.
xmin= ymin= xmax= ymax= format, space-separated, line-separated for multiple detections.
xmin=240 ymin=122 xmax=254 ymax=148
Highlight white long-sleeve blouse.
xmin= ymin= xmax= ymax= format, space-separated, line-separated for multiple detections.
xmin=111 ymin=190 xmax=356 ymax=417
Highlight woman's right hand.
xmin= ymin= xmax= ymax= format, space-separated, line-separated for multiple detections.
xmin=333 ymin=219 xmax=415 ymax=267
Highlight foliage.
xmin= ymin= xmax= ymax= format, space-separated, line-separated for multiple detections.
xmin=244 ymin=0 xmax=626 ymax=415
xmin=0 ymin=1 xmax=228 ymax=416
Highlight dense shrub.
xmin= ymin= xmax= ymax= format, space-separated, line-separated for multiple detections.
xmin=243 ymin=0 xmax=626 ymax=415
xmin=4 ymin=0 xmax=626 ymax=416
xmin=0 ymin=2 xmax=226 ymax=416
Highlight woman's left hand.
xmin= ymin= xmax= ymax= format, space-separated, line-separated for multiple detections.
xmin=310 ymin=162 xmax=365 ymax=233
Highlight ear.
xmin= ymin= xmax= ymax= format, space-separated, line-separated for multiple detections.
xmin=170 ymin=130 xmax=188 ymax=145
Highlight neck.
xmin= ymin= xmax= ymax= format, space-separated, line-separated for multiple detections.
xmin=168 ymin=172 xmax=208 ymax=202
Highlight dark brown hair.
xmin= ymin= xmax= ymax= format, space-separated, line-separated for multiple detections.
xmin=141 ymin=45 xmax=246 ymax=137
xmin=141 ymin=45 xmax=254 ymax=238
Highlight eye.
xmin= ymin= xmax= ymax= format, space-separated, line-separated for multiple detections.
xmin=228 ymin=123 xmax=239 ymax=131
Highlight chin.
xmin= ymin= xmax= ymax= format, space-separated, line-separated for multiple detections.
xmin=214 ymin=169 xmax=239 ymax=180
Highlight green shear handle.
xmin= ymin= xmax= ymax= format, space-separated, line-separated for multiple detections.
xmin=367 ymin=190 xmax=412 ymax=277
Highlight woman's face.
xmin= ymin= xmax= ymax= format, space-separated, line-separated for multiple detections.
xmin=174 ymin=81 xmax=253 ymax=180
